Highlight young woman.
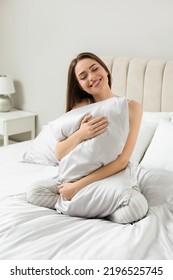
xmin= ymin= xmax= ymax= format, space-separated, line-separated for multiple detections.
xmin=56 ymin=54 xmax=143 ymax=192
xmin=27 ymin=52 xmax=148 ymax=223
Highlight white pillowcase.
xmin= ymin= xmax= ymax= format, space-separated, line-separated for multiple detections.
xmin=130 ymin=122 xmax=155 ymax=163
xmin=140 ymin=119 xmax=173 ymax=171
xmin=22 ymin=125 xmax=59 ymax=166
xmin=171 ymin=113 xmax=173 ymax=123
xmin=130 ymin=112 xmax=172 ymax=163
xmin=141 ymin=112 xmax=171 ymax=127
xmin=55 ymin=97 xmax=129 ymax=182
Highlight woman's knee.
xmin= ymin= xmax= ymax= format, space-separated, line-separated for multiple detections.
xmin=26 ymin=180 xmax=59 ymax=209
xmin=129 ymin=190 xmax=148 ymax=221
xmin=108 ymin=189 xmax=148 ymax=224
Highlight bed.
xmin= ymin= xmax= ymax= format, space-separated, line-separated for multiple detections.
xmin=0 ymin=57 xmax=173 ymax=260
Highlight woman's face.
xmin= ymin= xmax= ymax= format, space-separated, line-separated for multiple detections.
xmin=75 ymin=58 xmax=109 ymax=97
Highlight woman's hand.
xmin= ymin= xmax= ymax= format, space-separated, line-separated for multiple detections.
xmin=78 ymin=115 xmax=108 ymax=141
xmin=55 ymin=115 xmax=108 ymax=161
xmin=58 ymin=182 xmax=78 ymax=201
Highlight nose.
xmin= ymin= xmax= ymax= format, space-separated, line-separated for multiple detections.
xmin=88 ymin=72 xmax=94 ymax=81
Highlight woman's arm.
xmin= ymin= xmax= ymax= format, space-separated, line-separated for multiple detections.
xmin=59 ymin=100 xmax=142 ymax=200
xmin=55 ymin=115 xmax=108 ymax=161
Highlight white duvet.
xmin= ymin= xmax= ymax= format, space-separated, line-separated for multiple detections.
xmin=0 ymin=142 xmax=173 ymax=259
xmin=0 ymin=142 xmax=59 ymax=198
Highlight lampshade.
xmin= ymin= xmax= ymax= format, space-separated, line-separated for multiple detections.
xmin=0 ymin=75 xmax=15 ymax=112
xmin=0 ymin=75 xmax=15 ymax=94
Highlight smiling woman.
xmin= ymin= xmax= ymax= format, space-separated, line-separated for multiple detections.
xmin=26 ymin=52 xmax=148 ymax=224
xmin=66 ymin=52 xmax=112 ymax=111
xmin=75 ymin=59 xmax=112 ymax=101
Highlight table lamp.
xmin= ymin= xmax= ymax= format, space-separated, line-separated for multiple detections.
xmin=0 ymin=75 xmax=15 ymax=112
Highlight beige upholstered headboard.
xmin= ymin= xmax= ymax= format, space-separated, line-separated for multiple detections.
xmin=102 ymin=57 xmax=173 ymax=112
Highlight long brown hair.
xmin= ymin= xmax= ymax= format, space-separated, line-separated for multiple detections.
xmin=66 ymin=52 xmax=112 ymax=112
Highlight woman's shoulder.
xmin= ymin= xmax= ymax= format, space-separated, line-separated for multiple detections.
xmin=127 ymin=99 xmax=142 ymax=108
xmin=128 ymin=99 xmax=142 ymax=118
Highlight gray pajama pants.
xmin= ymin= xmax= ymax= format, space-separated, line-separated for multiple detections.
xmin=26 ymin=179 xmax=148 ymax=224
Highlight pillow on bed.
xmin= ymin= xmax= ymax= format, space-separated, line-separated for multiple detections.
xmin=171 ymin=113 xmax=173 ymax=123
xmin=141 ymin=112 xmax=171 ymax=127
xmin=130 ymin=122 xmax=155 ymax=163
xmin=53 ymin=97 xmax=129 ymax=182
xmin=130 ymin=112 xmax=172 ymax=163
xmin=140 ymin=119 xmax=173 ymax=171
xmin=22 ymin=125 xmax=59 ymax=166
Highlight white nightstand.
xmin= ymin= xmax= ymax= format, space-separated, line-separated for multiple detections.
xmin=0 ymin=109 xmax=37 ymax=146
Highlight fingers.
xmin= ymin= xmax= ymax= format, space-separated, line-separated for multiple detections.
xmin=58 ymin=184 xmax=63 ymax=190
xmin=92 ymin=127 xmax=107 ymax=137
xmin=80 ymin=115 xmax=109 ymax=140
xmin=58 ymin=184 xmax=67 ymax=200
xmin=58 ymin=184 xmax=64 ymax=195
xmin=89 ymin=117 xmax=108 ymax=135
xmin=89 ymin=115 xmax=106 ymax=124
xmin=90 ymin=117 xmax=108 ymax=132
xmin=81 ymin=114 xmax=92 ymax=123
xmin=91 ymin=117 xmax=108 ymax=129
xmin=82 ymin=115 xmax=107 ymax=125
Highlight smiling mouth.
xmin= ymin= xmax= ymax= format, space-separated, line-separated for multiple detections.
xmin=90 ymin=78 xmax=102 ymax=87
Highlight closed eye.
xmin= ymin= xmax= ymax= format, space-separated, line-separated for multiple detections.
xmin=92 ymin=67 xmax=98 ymax=72
xmin=79 ymin=74 xmax=87 ymax=80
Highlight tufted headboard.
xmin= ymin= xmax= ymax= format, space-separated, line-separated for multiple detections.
xmin=102 ymin=57 xmax=173 ymax=112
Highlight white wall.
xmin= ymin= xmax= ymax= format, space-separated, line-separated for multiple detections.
xmin=0 ymin=0 xmax=173 ymax=134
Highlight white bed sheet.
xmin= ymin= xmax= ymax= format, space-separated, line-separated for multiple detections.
xmin=0 ymin=142 xmax=173 ymax=260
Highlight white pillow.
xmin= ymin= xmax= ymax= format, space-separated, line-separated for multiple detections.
xmin=140 ymin=119 xmax=173 ymax=171
xmin=130 ymin=112 xmax=172 ymax=163
xmin=130 ymin=122 xmax=155 ymax=163
xmin=53 ymin=97 xmax=129 ymax=182
xmin=22 ymin=125 xmax=59 ymax=166
xmin=142 ymin=112 xmax=171 ymax=128
xmin=171 ymin=113 xmax=173 ymax=123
